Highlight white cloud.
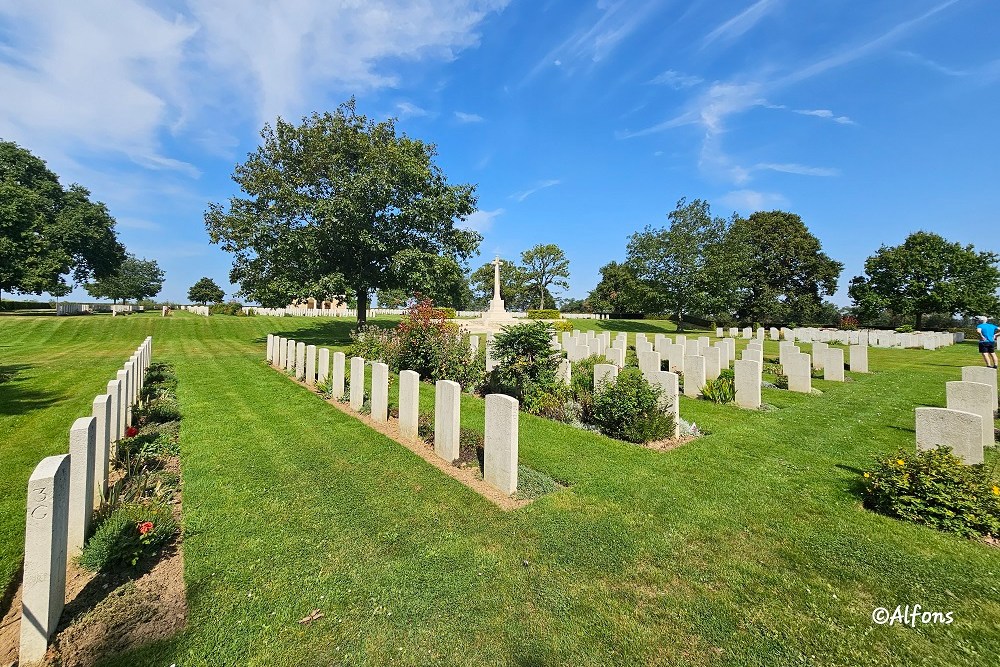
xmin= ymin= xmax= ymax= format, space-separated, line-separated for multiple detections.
xmin=703 ymin=0 xmax=783 ymax=47
xmin=719 ymin=189 xmax=789 ymax=212
xmin=897 ymin=50 xmax=968 ymax=77
xmin=460 ymin=208 xmax=504 ymax=232
xmin=0 ymin=0 xmax=509 ymax=178
xmin=510 ymin=179 xmax=561 ymax=202
xmin=648 ymin=69 xmax=703 ymax=89
xmin=794 ymin=108 xmax=855 ymax=125
xmin=395 ymin=102 xmax=430 ymax=119
xmin=454 ymin=111 xmax=484 ymax=123
xmin=753 ymin=163 xmax=839 ymax=177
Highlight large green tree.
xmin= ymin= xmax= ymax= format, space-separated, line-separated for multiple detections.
xmin=205 ymin=99 xmax=480 ymax=325
xmin=587 ymin=261 xmax=652 ymax=314
xmin=187 ymin=277 xmax=225 ymax=305
xmin=85 ymin=254 xmax=164 ymax=304
xmin=725 ymin=210 xmax=842 ymax=324
xmin=521 ymin=243 xmax=570 ymax=309
xmin=848 ymin=231 xmax=1000 ymax=328
xmin=0 ymin=141 xmax=124 ymax=298
xmin=625 ymin=198 xmax=732 ymax=329
xmin=375 ymin=250 xmax=471 ymax=309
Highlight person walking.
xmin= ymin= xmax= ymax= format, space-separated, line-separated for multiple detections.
xmin=975 ymin=315 xmax=998 ymax=368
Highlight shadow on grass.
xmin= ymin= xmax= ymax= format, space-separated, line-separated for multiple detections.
xmin=0 ymin=363 xmax=58 ymax=416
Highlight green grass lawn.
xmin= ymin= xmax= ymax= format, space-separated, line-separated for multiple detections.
xmin=2 ymin=313 xmax=999 ymax=666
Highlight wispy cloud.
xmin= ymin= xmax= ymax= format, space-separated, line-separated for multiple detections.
xmin=753 ymin=162 xmax=839 ymax=177
xmin=510 ymin=179 xmax=561 ymax=202
xmin=460 ymin=208 xmax=504 ymax=233
xmin=521 ymin=0 xmax=661 ymax=85
xmin=897 ymin=50 xmax=968 ymax=77
xmin=648 ymin=69 xmax=703 ymax=89
xmin=779 ymin=0 xmax=959 ymax=86
xmin=454 ymin=111 xmax=484 ymax=123
xmin=703 ymin=0 xmax=783 ymax=48
xmin=719 ymin=189 xmax=789 ymax=212
xmin=117 ymin=217 xmax=163 ymax=231
xmin=793 ymin=108 xmax=855 ymax=125
xmin=395 ymin=102 xmax=430 ymax=119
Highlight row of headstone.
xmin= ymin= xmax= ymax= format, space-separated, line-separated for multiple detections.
xmin=181 ymin=305 xmax=210 ymax=316
xmin=20 ymin=337 xmax=153 ymax=664
xmin=266 ymin=337 xmax=521 ymax=495
xmin=916 ymin=366 xmax=998 ymax=464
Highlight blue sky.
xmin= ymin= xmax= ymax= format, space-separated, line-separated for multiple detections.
xmin=2 ymin=0 xmax=998 ymax=306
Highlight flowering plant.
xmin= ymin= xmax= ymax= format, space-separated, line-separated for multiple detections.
xmin=125 ymin=426 xmax=139 ymax=438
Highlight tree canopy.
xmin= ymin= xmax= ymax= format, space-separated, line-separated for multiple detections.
xmin=725 ymin=210 xmax=842 ymax=324
xmin=848 ymin=231 xmax=1000 ymax=328
xmin=587 ymin=261 xmax=651 ymax=314
xmin=205 ymin=98 xmax=481 ymax=324
xmin=85 ymin=254 xmax=164 ymax=304
xmin=376 ymin=250 xmax=471 ymax=310
xmin=0 ymin=141 xmax=125 ymax=297
xmin=521 ymin=243 xmax=570 ymax=310
xmin=625 ymin=198 xmax=732 ymax=328
xmin=188 ymin=277 xmax=225 ymax=305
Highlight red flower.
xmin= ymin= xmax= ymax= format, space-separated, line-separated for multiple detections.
xmin=138 ymin=521 xmax=154 ymax=536
xmin=125 ymin=426 xmax=139 ymax=438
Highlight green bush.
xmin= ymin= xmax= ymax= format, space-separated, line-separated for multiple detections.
xmin=551 ymin=320 xmax=574 ymax=333
xmin=485 ymin=322 xmax=561 ymax=402
xmin=117 ymin=422 xmax=180 ymax=462
xmin=589 ymin=368 xmax=674 ymax=443
xmin=0 ymin=299 xmax=53 ymax=311
xmin=527 ymin=309 xmax=562 ymax=319
xmin=351 ymin=298 xmax=484 ymax=389
xmin=774 ymin=374 xmax=789 ymax=389
xmin=895 ymin=324 xmax=914 ymax=333
xmin=438 ymin=307 xmax=457 ymax=319
xmin=78 ymin=502 xmax=177 ymax=571
xmin=862 ymin=448 xmax=1000 ymax=538
xmin=701 ymin=372 xmax=736 ymax=404
xmin=133 ymin=396 xmax=181 ymax=424
xmin=209 ymin=302 xmax=248 ymax=316
xmin=522 ymin=385 xmax=580 ymax=423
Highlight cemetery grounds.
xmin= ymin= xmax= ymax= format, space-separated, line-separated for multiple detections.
xmin=1 ymin=311 xmax=999 ymax=666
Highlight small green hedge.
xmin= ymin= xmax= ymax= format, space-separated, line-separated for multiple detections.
xmin=862 ymin=447 xmax=1000 ymax=538
xmin=0 ymin=300 xmax=53 ymax=311
xmin=438 ymin=307 xmax=457 ymax=319
xmin=527 ymin=309 xmax=561 ymax=319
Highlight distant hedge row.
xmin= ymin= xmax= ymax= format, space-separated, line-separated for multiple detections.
xmin=0 ymin=300 xmax=54 ymax=311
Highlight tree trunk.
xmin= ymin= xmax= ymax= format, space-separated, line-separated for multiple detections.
xmin=676 ymin=308 xmax=684 ymax=332
xmin=356 ymin=287 xmax=369 ymax=327
xmin=914 ymin=312 xmax=923 ymax=330
xmin=539 ymin=289 xmax=545 ymax=310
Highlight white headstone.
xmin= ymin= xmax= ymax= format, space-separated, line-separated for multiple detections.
xmin=434 ymin=380 xmax=461 ymax=462
xmin=91 ymin=394 xmax=112 ymax=508
xmin=916 ymin=407 xmax=984 ymax=464
xmin=19 ymin=455 xmax=71 ymax=664
xmin=371 ymin=362 xmax=389 ymax=422
xmin=824 ymin=348 xmax=845 ymax=381
xmin=318 ymin=348 xmax=330 ymax=385
xmin=684 ymin=354 xmax=706 ymax=398
xmin=398 ymin=370 xmax=420 ymax=440
xmin=349 ymin=357 xmax=365 ymax=410
xmin=68 ymin=417 xmax=96 ymax=556
xmin=305 ymin=345 xmax=317 ymax=386
xmin=332 ymin=352 xmax=346 ymax=399
xmin=484 ymin=394 xmax=519 ymax=494
xmin=849 ymin=344 xmax=868 ymax=373
xmin=734 ymin=359 xmax=761 ymax=409
xmin=962 ymin=366 xmax=998 ymax=412
xmin=945 ymin=381 xmax=993 ymax=448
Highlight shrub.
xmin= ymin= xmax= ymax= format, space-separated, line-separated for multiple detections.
xmin=438 ymin=307 xmax=457 ymax=319
xmin=208 ymin=302 xmax=247 ymax=316
xmin=0 ymin=300 xmax=53 ymax=311
xmin=589 ymin=368 xmax=674 ymax=443
xmin=350 ymin=298 xmax=484 ymax=389
xmin=862 ymin=448 xmax=1000 ymax=538
xmin=117 ymin=422 xmax=180 ymax=462
xmin=701 ymin=372 xmax=736 ymax=404
xmin=840 ymin=315 xmax=859 ymax=330
xmin=895 ymin=324 xmax=914 ymax=333
xmin=133 ymin=397 xmax=181 ymax=424
xmin=551 ymin=320 xmax=574 ymax=333
xmin=569 ymin=354 xmax=606 ymax=420
xmin=78 ymin=502 xmax=177 ymax=571
xmin=774 ymin=374 xmax=789 ymax=389
xmin=485 ymin=322 xmax=561 ymax=402
xmin=522 ymin=385 xmax=580 ymax=423
xmin=527 ymin=309 xmax=562 ymax=320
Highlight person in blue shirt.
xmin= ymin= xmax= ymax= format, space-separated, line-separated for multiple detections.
xmin=975 ymin=316 xmax=998 ymax=368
